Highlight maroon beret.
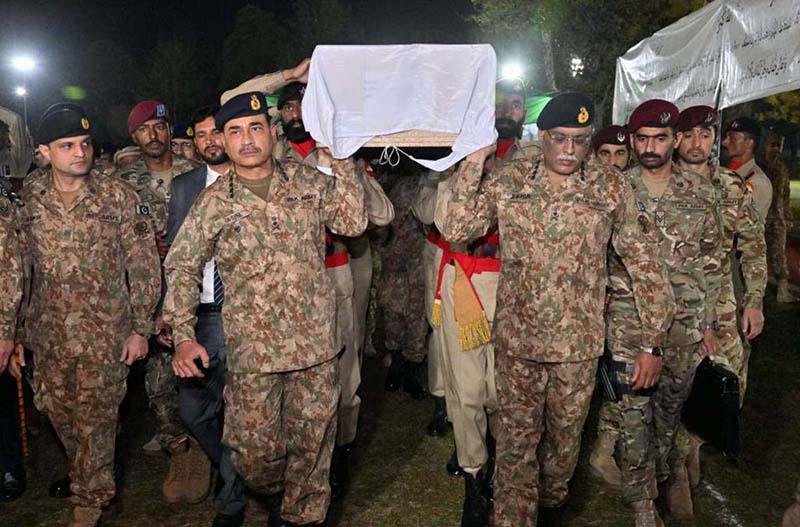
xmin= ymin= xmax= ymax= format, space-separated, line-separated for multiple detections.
xmin=627 ymin=99 xmax=679 ymax=133
xmin=128 ymin=100 xmax=168 ymax=134
xmin=678 ymin=105 xmax=718 ymax=132
xmin=592 ymin=125 xmax=628 ymax=152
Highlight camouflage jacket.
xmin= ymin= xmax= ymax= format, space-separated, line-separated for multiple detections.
xmin=0 ymin=189 xmax=22 ymax=340
xmin=381 ymin=174 xmax=426 ymax=276
xmin=764 ymin=157 xmax=793 ymax=222
xmin=607 ymin=164 xmax=722 ymax=348
xmin=709 ymin=165 xmax=767 ymax=310
xmin=441 ymin=154 xmax=674 ymax=362
xmin=163 ymin=159 xmax=367 ymax=373
xmin=114 ymin=156 xmax=199 ymax=233
xmin=16 ymin=168 xmax=161 ymax=360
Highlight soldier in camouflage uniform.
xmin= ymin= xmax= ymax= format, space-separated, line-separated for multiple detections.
xmin=671 ymin=106 xmax=767 ymax=507
xmin=440 ymin=92 xmax=674 ymax=527
xmin=14 ymin=104 xmax=160 ymax=527
xmin=114 ymin=100 xmax=203 ymax=501
xmin=762 ymin=129 xmax=797 ymax=303
xmin=164 ymin=92 xmax=367 ymax=526
xmin=0 ymin=180 xmax=21 ymax=375
xmin=603 ymin=101 xmax=722 ymax=527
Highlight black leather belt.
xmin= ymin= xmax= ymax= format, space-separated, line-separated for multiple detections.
xmin=197 ymin=303 xmax=222 ymax=314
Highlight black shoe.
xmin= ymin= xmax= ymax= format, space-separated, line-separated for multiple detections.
xmin=0 ymin=471 xmax=26 ymax=502
xmin=446 ymin=449 xmax=464 ymax=478
xmin=211 ymin=510 xmax=245 ymax=527
xmin=461 ymin=469 xmax=490 ymax=527
xmin=49 ymin=476 xmax=72 ymax=498
xmin=427 ymin=396 xmax=449 ymax=436
xmin=385 ymin=350 xmax=404 ymax=391
xmin=330 ymin=444 xmax=351 ymax=501
xmin=267 ymin=490 xmax=285 ymax=527
xmin=402 ymin=360 xmax=427 ymax=400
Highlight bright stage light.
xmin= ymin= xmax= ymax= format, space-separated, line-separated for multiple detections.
xmin=501 ymin=62 xmax=523 ymax=80
xmin=11 ymin=56 xmax=35 ymax=72
xmin=15 ymin=86 xmax=27 ymax=97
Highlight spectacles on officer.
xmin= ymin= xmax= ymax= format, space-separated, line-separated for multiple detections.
xmin=546 ymin=130 xmax=592 ymax=148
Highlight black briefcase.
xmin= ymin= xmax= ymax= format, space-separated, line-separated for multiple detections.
xmin=681 ymin=358 xmax=741 ymax=458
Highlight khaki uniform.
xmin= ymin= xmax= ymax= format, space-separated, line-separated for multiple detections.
xmin=764 ymin=156 xmax=793 ymax=282
xmin=164 ymin=159 xmax=366 ymax=523
xmin=275 ymin=137 xmax=393 ymax=446
xmin=114 ymin=155 xmax=198 ymax=446
xmin=603 ymin=164 xmax=722 ymax=504
xmin=17 ymin=169 xmax=160 ymax=510
xmin=432 ymin=141 xmax=538 ymax=472
xmin=441 ymin=155 xmax=674 ymax=526
xmin=220 ymin=70 xmax=290 ymax=106
xmin=0 ymin=188 xmax=22 ymax=339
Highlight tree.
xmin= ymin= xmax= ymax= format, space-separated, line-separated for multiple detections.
xmin=289 ymin=0 xmax=354 ymax=58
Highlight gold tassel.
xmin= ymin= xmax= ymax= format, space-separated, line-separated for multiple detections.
xmin=459 ymin=316 xmax=492 ymax=352
xmin=431 ymin=299 xmax=442 ymax=328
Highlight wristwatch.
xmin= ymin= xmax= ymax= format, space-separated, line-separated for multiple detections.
xmin=703 ymin=320 xmax=720 ymax=332
xmin=642 ymin=346 xmax=663 ymax=357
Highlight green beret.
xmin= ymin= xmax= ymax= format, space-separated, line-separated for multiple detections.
xmin=537 ymin=92 xmax=594 ymax=130
xmin=37 ymin=103 xmax=93 ymax=145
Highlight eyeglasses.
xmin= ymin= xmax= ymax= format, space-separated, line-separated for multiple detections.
xmin=546 ymin=130 xmax=592 ymax=147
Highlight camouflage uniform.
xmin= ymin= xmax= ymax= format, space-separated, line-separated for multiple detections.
xmin=378 ymin=174 xmax=429 ymax=364
xmin=163 ymin=159 xmax=366 ymax=524
xmin=764 ymin=156 xmax=793 ymax=283
xmin=0 ymin=187 xmax=22 ymax=341
xmin=441 ymin=155 xmax=674 ymax=526
xmin=114 ymin=155 xmax=197 ymax=446
xmin=16 ymin=168 xmax=160 ymax=510
xmin=604 ymin=164 xmax=722 ymax=505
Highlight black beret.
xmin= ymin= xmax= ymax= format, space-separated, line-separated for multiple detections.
xmin=537 ymin=92 xmax=594 ymax=130
xmin=678 ymin=105 xmax=718 ymax=132
xmin=496 ymin=77 xmax=526 ymax=100
xmin=173 ymin=121 xmax=195 ymax=140
xmin=725 ymin=117 xmax=761 ymax=138
xmin=215 ymin=92 xmax=269 ymax=130
xmin=277 ymin=82 xmax=306 ymax=108
xmin=37 ymin=103 xmax=93 ymax=145
xmin=627 ymin=99 xmax=679 ymax=132
xmin=592 ymin=125 xmax=628 ymax=151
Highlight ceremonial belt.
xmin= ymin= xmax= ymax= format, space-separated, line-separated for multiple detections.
xmin=427 ymin=229 xmax=451 ymax=251
xmin=326 ymin=251 xmax=349 ymax=268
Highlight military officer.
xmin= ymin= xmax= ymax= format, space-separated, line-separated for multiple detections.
xmin=441 ymin=93 xmax=674 ymax=527
xmin=592 ymin=125 xmax=631 ymax=171
xmin=171 ymin=121 xmax=198 ymax=162
xmin=164 ymin=92 xmax=367 ymax=526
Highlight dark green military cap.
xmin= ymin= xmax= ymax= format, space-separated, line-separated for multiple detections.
xmin=537 ymin=92 xmax=594 ymax=130
xmin=37 ymin=103 xmax=93 ymax=145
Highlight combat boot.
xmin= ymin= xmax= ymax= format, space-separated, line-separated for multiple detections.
xmin=589 ymin=429 xmax=622 ymax=487
xmin=402 ymin=359 xmax=427 ymax=400
xmin=184 ymin=438 xmax=211 ymax=504
xmin=777 ymin=280 xmax=799 ymax=303
xmin=783 ymin=501 xmax=800 ymax=527
xmin=631 ymin=500 xmax=664 ymax=527
xmin=461 ymin=469 xmax=490 ymax=527
xmin=69 ymin=506 xmax=102 ymax=527
xmin=329 ymin=444 xmax=351 ymax=501
xmin=162 ymin=438 xmax=190 ymax=503
xmin=666 ymin=466 xmax=694 ymax=519
xmin=384 ymin=349 xmax=404 ymax=391
xmin=685 ymin=433 xmax=704 ymax=488
xmin=427 ymin=396 xmax=450 ymax=436
xmin=446 ymin=449 xmax=465 ymax=477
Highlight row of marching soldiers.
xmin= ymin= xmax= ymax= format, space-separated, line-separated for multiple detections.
xmin=0 ymin=54 xmax=794 ymax=527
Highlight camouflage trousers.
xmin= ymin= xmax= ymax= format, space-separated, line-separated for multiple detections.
xmin=145 ymin=338 xmax=186 ymax=447
xmin=766 ymin=217 xmax=789 ymax=282
xmin=223 ymin=359 xmax=339 ymax=525
xmin=365 ymin=243 xmax=382 ymax=353
xmin=423 ymin=239 xmax=445 ymax=397
xmin=328 ymin=262 xmax=360 ymax=447
xmin=32 ymin=354 xmax=127 ymax=509
xmin=605 ymin=339 xmax=703 ymax=504
xmin=438 ymin=263 xmax=499 ymax=470
xmin=493 ymin=352 xmax=596 ymax=527
xmin=379 ymin=260 xmax=428 ymax=364
xmin=729 ymin=252 xmax=753 ymax=405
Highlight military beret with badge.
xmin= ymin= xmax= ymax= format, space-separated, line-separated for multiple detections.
xmin=128 ymin=100 xmax=169 ymax=134
xmin=592 ymin=125 xmax=628 ymax=152
xmin=677 ymin=105 xmax=718 ymax=132
xmin=172 ymin=121 xmax=194 ymax=140
xmin=537 ymin=92 xmax=594 ymax=130
xmin=627 ymin=99 xmax=679 ymax=133
xmin=37 ymin=103 xmax=93 ymax=145
xmin=277 ymin=82 xmax=306 ymax=109
xmin=215 ymin=92 xmax=269 ymax=131
xmin=724 ymin=116 xmax=761 ymax=138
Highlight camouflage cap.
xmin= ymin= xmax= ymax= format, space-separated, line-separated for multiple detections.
xmin=496 ymin=77 xmax=526 ymax=100
xmin=537 ymin=92 xmax=594 ymax=130
xmin=591 ymin=125 xmax=628 ymax=152
xmin=677 ymin=105 xmax=718 ymax=132
xmin=37 ymin=103 xmax=93 ymax=145
xmin=627 ymin=99 xmax=679 ymax=133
